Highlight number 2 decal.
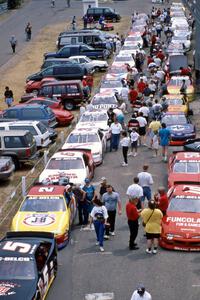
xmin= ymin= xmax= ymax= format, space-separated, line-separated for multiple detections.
xmin=3 ymin=241 xmax=31 ymax=253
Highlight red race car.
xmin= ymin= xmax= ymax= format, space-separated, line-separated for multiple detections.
xmin=160 ymin=184 xmax=200 ymax=251
xmin=168 ymin=152 xmax=200 ymax=188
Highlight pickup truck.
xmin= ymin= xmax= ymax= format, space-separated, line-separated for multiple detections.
xmin=44 ymin=44 xmax=110 ymax=60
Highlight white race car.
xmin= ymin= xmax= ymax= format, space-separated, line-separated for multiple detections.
xmin=68 ymin=55 xmax=108 ymax=72
xmin=90 ymin=92 xmax=119 ymax=110
xmin=62 ymin=127 xmax=107 ymax=165
xmin=100 ymin=79 xmax=123 ymax=96
xmin=119 ymin=44 xmax=140 ymax=56
xmin=39 ymin=150 xmax=94 ymax=184
xmin=124 ymin=33 xmax=143 ymax=48
xmin=114 ymin=53 xmax=135 ymax=68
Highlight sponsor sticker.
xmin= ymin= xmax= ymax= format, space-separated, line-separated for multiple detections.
xmin=23 ymin=214 xmax=55 ymax=226
xmin=0 ymin=282 xmax=20 ymax=296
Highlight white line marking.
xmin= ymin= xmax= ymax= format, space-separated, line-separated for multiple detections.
xmin=85 ymin=292 xmax=114 ymax=300
xmin=192 ymin=285 xmax=200 ymax=287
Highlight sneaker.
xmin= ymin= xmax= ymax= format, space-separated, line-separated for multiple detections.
xmin=110 ymin=231 xmax=115 ymax=236
xmin=122 ymin=162 xmax=128 ymax=167
xmin=133 ymin=153 xmax=137 ymax=157
xmin=152 ymin=248 xmax=157 ymax=254
xmin=99 ymin=247 xmax=105 ymax=252
xmin=146 ymin=248 xmax=152 ymax=254
xmin=95 ymin=241 xmax=99 ymax=246
xmin=128 ymin=152 xmax=133 ymax=156
xmin=104 ymin=235 xmax=110 ymax=240
xmin=153 ymin=154 xmax=157 ymax=158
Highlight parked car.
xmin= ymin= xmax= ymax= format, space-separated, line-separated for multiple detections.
xmin=38 ymin=80 xmax=85 ymax=110
xmin=86 ymin=7 xmax=121 ymax=22
xmin=68 ymin=55 xmax=108 ymax=72
xmin=2 ymin=104 xmax=58 ymax=128
xmin=0 ymin=121 xmax=51 ymax=149
xmin=44 ymin=44 xmax=110 ymax=60
xmin=41 ymin=58 xmax=75 ymax=69
xmin=26 ymin=64 xmax=86 ymax=83
xmin=90 ymin=92 xmax=119 ymax=110
xmin=24 ymin=77 xmax=56 ymax=94
xmin=0 ymin=130 xmax=37 ymax=169
xmin=21 ymin=96 xmax=62 ymax=109
xmin=0 ymin=156 xmax=15 ymax=180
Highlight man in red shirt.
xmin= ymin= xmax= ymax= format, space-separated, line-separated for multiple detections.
xmin=180 ymin=67 xmax=192 ymax=77
xmin=126 ymin=197 xmax=140 ymax=250
xmin=129 ymin=86 xmax=138 ymax=104
xmin=154 ymin=187 xmax=168 ymax=215
xmin=156 ymin=50 xmax=165 ymax=61
xmin=137 ymin=78 xmax=146 ymax=94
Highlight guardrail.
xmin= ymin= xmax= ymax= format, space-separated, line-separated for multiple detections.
xmin=0 ymin=2 xmax=7 ymax=15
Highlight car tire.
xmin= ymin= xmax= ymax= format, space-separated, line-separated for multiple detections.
xmin=94 ymin=66 xmax=100 ymax=72
xmin=64 ymin=101 xmax=74 ymax=111
xmin=112 ymin=18 xmax=117 ymax=23
xmin=11 ymin=157 xmax=19 ymax=170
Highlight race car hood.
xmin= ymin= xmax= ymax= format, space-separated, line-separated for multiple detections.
xmin=105 ymin=73 xmax=128 ymax=80
xmin=168 ymin=124 xmax=194 ymax=135
xmin=12 ymin=211 xmax=69 ymax=233
xmin=168 ymin=173 xmax=200 ymax=187
xmin=100 ymin=87 xmax=122 ymax=95
xmin=167 ymin=105 xmax=186 ymax=113
xmin=167 ymin=85 xmax=194 ymax=94
xmin=162 ymin=211 xmax=200 ymax=238
xmin=76 ymin=122 xmax=109 ymax=131
xmin=0 ymin=279 xmax=36 ymax=299
xmin=39 ymin=168 xmax=87 ymax=185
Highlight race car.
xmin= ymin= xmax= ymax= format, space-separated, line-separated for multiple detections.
xmin=166 ymin=75 xmax=194 ymax=101
xmin=90 ymin=92 xmax=119 ymax=110
xmin=76 ymin=110 xmax=111 ymax=139
xmin=114 ymin=53 xmax=135 ymax=68
xmin=160 ymin=185 xmax=200 ymax=251
xmin=39 ymin=150 xmax=94 ymax=184
xmin=161 ymin=112 xmax=195 ymax=146
xmin=168 ymin=152 xmax=200 ymax=187
xmin=11 ymin=184 xmax=77 ymax=249
xmin=100 ymin=79 xmax=123 ymax=96
xmin=0 ymin=231 xmax=57 ymax=299
xmin=166 ymin=95 xmax=189 ymax=115
xmin=105 ymin=63 xmax=128 ymax=80
xmin=124 ymin=32 xmax=144 ymax=48
xmin=62 ymin=127 xmax=107 ymax=165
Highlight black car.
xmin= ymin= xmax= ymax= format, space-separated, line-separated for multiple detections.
xmin=184 ymin=138 xmax=200 ymax=152
xmin=86 ymin=7 xmax=121 ymax=22
xmin=0 ymin=231 xmax=57 ymax=300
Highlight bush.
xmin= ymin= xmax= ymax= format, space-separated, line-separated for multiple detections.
xmin=7 ymin=0 xmax=21 ymax=9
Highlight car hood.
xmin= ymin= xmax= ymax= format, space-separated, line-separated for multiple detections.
xmin=167 ymin=105 xmax=186 ymax=113
xmin=76 ymin=122 xmax=109 ymax=131
xmin=39 ymin=169 xmax=87 ymax=185
xmin=0 ymin=279 xmax=36 ymax=299
xmin=51 ymin=108 xmax=74 ymax=119
xmin=168 ymin=124 xmax=194 ymax=135
xmin=44 ymin=52 xmax=57 ymax=58
xmin=168 ymin=173 xmax=200 ymax=186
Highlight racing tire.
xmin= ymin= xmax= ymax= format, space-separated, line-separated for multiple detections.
xmin=11 ymin=157 xmax=20 ymax=170
xmin=64 ymin=101 xmax=74 ymax=111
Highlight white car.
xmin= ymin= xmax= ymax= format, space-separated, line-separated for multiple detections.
xmin=119 ymin=44 xmax=140 ymax=56
xmin=124 ymin=34 xmax=143 ymax=48
xmin=105 ymin=63 xmax=128 ymax=80
xmin=76 ymin=110 xmax=111 ymax=139
xmin=68 ymin=55 xmax=108 ymax=72
xmin=90 ymin=92 xmax=119 ymax=110
xmin=171 ymin=36 xmax=191 ymax=51
xmin=39 ymin=150 xmax=93 ymax=184
xmin=0 ymin=120 xmax=51 ymax=148
xmin=174 ymin=29 xmax=192 ymax=40
xmin=100 ymin=79 xmax=123 ymax=96
xmin=62 ymin=128 xmax=107 ymax=165
xmin=114 ymin=53 xmax=135 ymax=68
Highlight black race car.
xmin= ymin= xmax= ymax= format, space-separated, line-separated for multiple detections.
xmin=184 ymin=138 xmax=200 ymax=152
xmin=0 ymin=232 xmax=57 ymax=300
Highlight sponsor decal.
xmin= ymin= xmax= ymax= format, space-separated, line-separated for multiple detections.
xmin=0 ymin=282 xmax=20 ymax=296
xmin=184 ymin=153 xmax=200 ymax=159
xmin=167 ymin=216 xmax=200 ymax=228
xmin=23 ymin=214 xmax=55 ymax=226
xmin=47 ymin=173 xmax=78 ymax=180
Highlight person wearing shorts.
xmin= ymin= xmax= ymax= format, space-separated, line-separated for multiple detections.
xmin=129 ymin=128 xmax=140 ymax=157
xmin=136 ymin=112 xmax=147 ymax=146
xmin=141 ymin=201 xmax=163 ymax=254
xmin=137 ymin=165 xmax=153 ymax=208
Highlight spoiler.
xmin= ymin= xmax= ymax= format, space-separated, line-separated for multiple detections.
xmin=58 ymin=148 xmax=92 ymax=154
xmin=6 ymin=231 xmax=54 ymax=240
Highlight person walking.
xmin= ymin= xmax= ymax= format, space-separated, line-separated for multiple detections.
xmin=82 ymin=178 xmax=96 ymax=225
xmin=99 ymin=177 xmax=108 ymax=199
xmin=126 ymin=197 xmax=140 ymax=250
xmin=136 ymin=112 xmax=147 ymax=146
xmin=130 ymin=284 xmax=152 ymax=300
xmin=152 ymin=131 xmax=159 ymax=157
xmin=90 ymin=197 xmax=108 ymax=252
xmin=128 ymin=128 xmax=140 ymax=157
xmin=110 ymin=118 xmax=122 ymax=151
xmin=10 ymin=35 xmax=17 ymax=53
xmin=158 ymin=122 xmax=171 ymax=162
xmin=66 ymin=0 xmax=70 ymax=8
xmin=72 ymin=185 xmax=87 ymax=225
xmin=71 ymin=16 xmax=76 ymax=31
xmin=4 ymin=86 xmax=14 ymax=107
xmin=25 ymin=22 xmax=32 ymax=41
xmin=102 ymin=185 xmax=122 ymax=238
xmin=120 ymin=131 xmax=130 ymax=166
xmin=137 ymin=165 xmax=154 ymax=208
xmin=154 ymin=186 xmax=168 ymax=215
xmin=141 ymin=200 xmax=163 ymax=254
xmin=51 ymin=0 xmax=55 ymax=7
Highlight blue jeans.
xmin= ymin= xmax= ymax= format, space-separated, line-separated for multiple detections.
xmin=110 ymin=133 xmax=120 ymax=151
xmin=94 ymin=220 xmax=105 ymax=247
xmin=141 ymin=186 xmax=151 ymax=202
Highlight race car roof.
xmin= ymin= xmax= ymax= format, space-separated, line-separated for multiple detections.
xmin=172 ymin=185 xmax=200 ymax=197
xmin=94 ymin=92 xmax=115 ymax=97
xmin=174 ymin=152 xmax=200 ymax=161
xmin=52 ymin=151 xmax=83 ymax=159
xmin=69 ymin=127 xmax=99 ymax=134
xmin=28 ymin=185 xmax=66 ymax=196
xmin=81 ymin=110 xmax=108 ymax=116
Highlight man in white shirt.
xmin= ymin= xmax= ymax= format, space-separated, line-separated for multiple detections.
xmin=130 ymin=284 xmax=152 ymax=300
xmin=110 ymin=119 xmax=122 ymax=151
xmin=126 ymin=177 xmax=143 ymax=208
xmin=137 ymin=165 xmax=153 ymax=208
xmin=138 ymin=103 xmax=149 ymax=120
xmin=136 ymin=112 xmax=147 ymax=146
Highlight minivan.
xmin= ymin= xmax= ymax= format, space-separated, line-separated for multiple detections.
xmin=38 ymin=80 xmax=85 ymax=111
xmin=0 ymin=121 xmax=51 ymax=148
xmin=2 ymin=104 xmax=58 ymax=128
xmin=86 ymin=7 xmax=121 ymax=22
xmin=26 ymin=64 xmax=86 ymax=82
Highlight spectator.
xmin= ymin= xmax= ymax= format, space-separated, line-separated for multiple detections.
xmin=152 ymin=131 xmax=159 ymax=157
xmin=126 ymin=177 xmax=143 ymax=209
xmin=72 ymin=185 xmax=86 ymax=225
xmin=120 ymin=131 xmax=130 ymax=166
xmin=82 ymin=178 xmax=96 ymax=224
xmin=130 ymin=284 xmax=152 ymax=300
xmin=129 ymin=86 xmax=138 ymax=104
xmin=138 ymin=103 xmax=149 ymax=122
xmin=137 ymin=165 xmax=154 ymax=208
xmin=180 ymin=79 xmax=187 ymax=95
xmin=136 ymin=112 xmax=147 ymax=146
xmin=141 ymin=200 xmax=163 ymax=254
xmin=143 ymin=84 xmax=152 ymax=97
xmin=10 ymin=35 xmax=17 ymax=53
xmin=25 ymin=22 xmax=32 ymax=41
xmin=99 ymin=177 xmax=108 ymax=199
xmin=127 ymin=68 xmax=135 ymax=87
xmin=158 ymin=122 xmax=171 ymax=162
xmin=4 ymin=86 xmax=14 ymax=107
xmin=83 ymin=15 xmax=88 ymax=29
xmin=129 ymin=127 xmax=140 ymax=157
xmin=71 ymin=16 xmax=76 ymax=31
xmin=137 ymin=78 xmax=146 ymax=94
xmin=152 ymin=99 xmax=162 ymax=118
xmin=154 ymin=186 xmax=168 ymax=215
xmin=79 ymin=102 xmax=86 ymax=117
xmin=126 ymin=197 xmax=140 ymax=250
xmin=110 ymin=118 xmax=122 ymax=151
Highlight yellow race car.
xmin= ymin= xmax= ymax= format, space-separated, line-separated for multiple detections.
xmin=166 ymin=76 xmax=194 ymax=102
xmin=11 ymin=184 xmax=77 ymax=249
xmin=165 ymin=95 xmax=189 ymax=115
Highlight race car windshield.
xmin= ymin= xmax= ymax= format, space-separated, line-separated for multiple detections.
xmin=169 ymin=78 xmax=190 ymax=86
xmin=122 ymin=45 xmax=138 ymax=50
xmin=67 ymin=133 xmax=99 ymax=143
xmin=168 ymin=197 xmax=200 ymax=213
xmin=92 ymin=96 xmax=117 ymax=105
xmin=173 ymin=162 xmax=200 ymax=173
xmin=47 ymin=157 xmax=84 ymax=170
xmin=20 ymin=196 xmax=66 ymax=212
xmin=80 ymin=114 xmax=107 ymax=122
xmin=115 ymin=56 xmax=133 ymax=62
xmin=109 ymin=67 xmax=127 ymax=74
xmin=0 ymin=260 xmax=35 ymax=280
xmin=101 ymin=81 xmax=121 ymax=88
xmin=161 ymin=115 xmax=187 ymax=125
xmin=126 ymin=36 xmax=141 ymax=41
xmin=167 ymin=99 xmax=183 ymax=105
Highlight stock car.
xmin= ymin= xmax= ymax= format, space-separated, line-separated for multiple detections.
xmin=114 ymin=54 xmax=135 ymax=68
xmin=160 ymin=185 xmax=200 ymax=251
xmin=100 ymin=79 xmax=123 ymax=96
xmin=11 ymin=185 xmax=77 ymax=249
xmin=39 ymin=150 xmax=94 ymax=184
xmin=0 ymin=231 xmax=57 ymax=299
xmin=168 ymin=152 xmax=200 ymax=187
xmin=161 ymin=112 xmax=196 ymax=146
xmin=90 ymin=92 xmax=119 ymax=110
xmin=105 ymin=63 xmax=128 ymax=80
xmin=62 ymin=127 xmax=107 ymax=165
xmin=166 ymin=76 xmax=194 ymax=101
xmin=166 ymin=95 xmax=189 ymax=115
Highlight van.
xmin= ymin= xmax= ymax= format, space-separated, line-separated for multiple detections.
xmin=86 ymin=7 xmax=121 ymax=22
xmin=38 ymin=80 xmax=85 ymax=111
xmin=26 ymin=64 xmax=86 ymax=82
xmin=0 ymin=121 xmax=51 ymax=148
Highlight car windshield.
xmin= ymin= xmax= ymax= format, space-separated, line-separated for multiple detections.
xmin=37 ymin=122 xmax=48 ymax=134
xmin=0 ymin=259 xmax=35 ymax=280
xmin=115 ymin=56 xmax=132 ymax=62
xmin=109 ymin=67 xmax=127 ymax=74
xmin=47 ymin=157 xmax=84 ymax=169
xmin=169 ymin=78 xmax=191 ymax=86
xmin=167 ymin=99 xmax=183 ymax=105
xmin=92 ymin=96 xmax=117 ymax=105
xmin=168 ymin=197 xmax=200 ymax=213
xmin=20 ymin=196 xmax=66 ymax=212
xmin=126 ymin=36 xmax=141 ymax=41
xmin=122 ymin=45 xmax=138 ymax=50
xmin=101 ymin=81 xmax=121 ymax=88
xmin=162 ymin=115 xmax=187 ymax=125
xmin=80 ymin=113 xmax=107 ymax=122
xmin=67 ymin=133 xmax=99 ymax=143
xmin=173 ymin=162 xmax=200 ymax=173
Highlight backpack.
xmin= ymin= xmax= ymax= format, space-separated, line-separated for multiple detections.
xmin=94 ymin=210 xmax=105 ymax=223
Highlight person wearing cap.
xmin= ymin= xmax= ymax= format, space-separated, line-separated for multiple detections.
xmin=126 ymin=177 xmax=143 ymax=209
xmin=154 ymin=186 xmax=168 ymax=215
xmin=82 ymin=178 xmax=96 ymax=225
xmin=137 ymin=165 xmax=153 ymax=208
xmin=130 ymin=284 xmax=152 ymax=300
xmin=126 ymin=197 xmax=140 ymax=250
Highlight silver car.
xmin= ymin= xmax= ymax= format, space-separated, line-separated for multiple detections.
xmin=0 ymin=156 xmax=15 ymax=180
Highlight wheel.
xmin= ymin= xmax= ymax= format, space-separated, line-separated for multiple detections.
xmin=64 ymin=101 xmax=74 ymax=111
xmin=94 ymin=66 xmax=100 ymax=72
xmin=112 ymin=18 xmax=117 ymax=23
xmin=32 ymin=89 xmax=38 ymax=95
xmin=11 ymin=157 xmax=20 ymax=170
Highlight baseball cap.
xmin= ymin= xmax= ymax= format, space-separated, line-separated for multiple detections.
xmin=137 ymin=284 xmax=145 ymax=294
xmin=101 ymin=177 xmax=107 ymax=182
xmin=85 ymin=178 xmax=90 ymax=183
